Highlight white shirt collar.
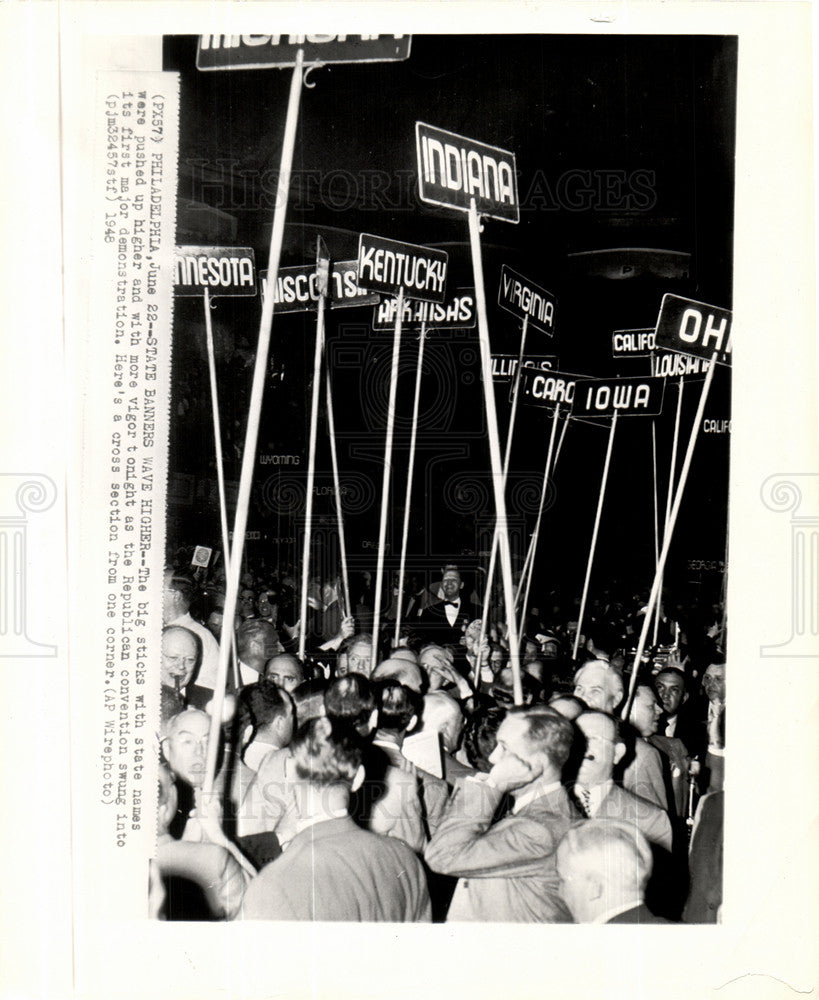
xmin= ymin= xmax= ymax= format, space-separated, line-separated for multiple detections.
xmin=243 ymin=740 xmax=277 ymax=773
xmin=512 ymin=778 xmax=562 ymax=814
xmin=592 ymin=899 xmax=645 ymax=924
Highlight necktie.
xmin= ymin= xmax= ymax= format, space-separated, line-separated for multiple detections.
xmin=444 ymin=600 xmax=459 ymax=607
xmin=575 ymin=786 xmax=592 ymax=818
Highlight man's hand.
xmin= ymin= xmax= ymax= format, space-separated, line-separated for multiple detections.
xmin=488 ymin=753 xmax=539 ymax=794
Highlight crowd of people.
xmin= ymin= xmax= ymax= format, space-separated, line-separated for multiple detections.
xmin=152 ymin=554 xmax=726 ymax=924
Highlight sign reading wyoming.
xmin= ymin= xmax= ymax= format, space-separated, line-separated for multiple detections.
xmin=174 ymin=246 xmax=257 ymax=296
xmin=573 ymin=376 xmax=666 ymax=417
xmin=655 ymin=294 xmax=732 ymax=367
xmin=415 ymin=122 xmax=519 ymax=223
xmin=372 ymin=288 xmax=476 ymax=331
xmin=260 ymin=260 xmax=379 ymax=313
xmin=197 ymin=35 xmax=412 ymax=71
xmin=357 ymin=233 xmax=448 ymax=303
xmin=498 ymin=266 xmax=556 ymax=335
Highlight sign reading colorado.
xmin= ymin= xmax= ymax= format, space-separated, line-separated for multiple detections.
xmin=415 ymin=122 xmax=519 ymax=224
xmin=174 ymin=246 xmax=257 ymax=296
xmin=197 ymin=35 xmax=412 ymax=71
xmin=357 ymin=233 xmax=448 ymax=304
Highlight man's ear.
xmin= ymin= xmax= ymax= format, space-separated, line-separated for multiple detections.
xmin=613 ymin=741 xmax=626 ymax=767
xmin=242 ymin=724 xmax=254 ymax=747
xmin=407 ymin=714 xmax=418 ymax=734
xmin=587 ymin=873 xmax=603 ymax=903
xmin=367 ymin=708 xmax=378 ymax=734
xmin=351 ymin=764 xmax=365 ymax=793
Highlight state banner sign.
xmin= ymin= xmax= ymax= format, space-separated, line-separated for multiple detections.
xmin=174 ymin=246 xmax=257 ymax=296
xmin=611 ymin=329 xmax=657 ymax=357
xmin=197 ymin=35 xmax=412 ymax=71
xmin=372 ymin=288 xmax=476 ymax=331
xmin=518 ymin=368 xmax=579 ymax=411
xmin=415 ymin=122 xmax=519 ymax=224
xmin=655 ymin=293 xmax=732 ymax=367
xmin=260 ymin=261 xmax=380 ymax=313
xmin=357 ymin=233 xmax=448 ymax=303
xmin=498 ymin=265 xmax=556 ymax=335
xmin=573 ymin=376 xmax=666 ymax=418
xmin=490 ymin=354 xmax=559 ymax=382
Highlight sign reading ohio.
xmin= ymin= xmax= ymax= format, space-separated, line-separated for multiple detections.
xmin=415 ymin=122 xmax=519 ymax=223
xmin=197 ymin=35 xmax=412 ymax=71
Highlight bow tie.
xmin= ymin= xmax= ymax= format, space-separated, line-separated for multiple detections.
xmin=444 ymin=600 xmax=460 ymax=608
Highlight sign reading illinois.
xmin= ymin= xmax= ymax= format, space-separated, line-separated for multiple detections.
xmin=357 ymin=233 xmax=448 ymax=303
xmin=197 ymin=35 xmax=412 ymax=71
xmin=490 ymin=355 xmax=559 ymax=382
xmin=174 ymin=246 xmax=257 ymax=296
xmin=573 ymin=377 xmax=666 ymax=417
xmin=655 ymin=294 xmax=732 ymax=367
xmin=498 ymin=266 xmax=556 ymax=335
xmin=415 ymin=122 xmax=519 ymax=223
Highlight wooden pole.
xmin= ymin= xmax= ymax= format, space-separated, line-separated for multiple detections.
xmin=520 ymin=405 xmax=560 ymax=638
xmin=654 ymin=375 xmax=685 ymax=646
xmin=467 ymin=198 xmax=522 ymax=704
xmin=202 ymin=287 xmax=240 ymax=690
xmin=477 ymin=315 xmax=529 ymax=678
xmin=371 ymin=287 xmax=404 ymax=672
xmin=325 ymin=368 xmax=351 ymax=622
xmin=552 ymin=408 xmax=570 ymax=473
xmin=651 ymin=420 xmax=661 ymax=647
xmin=573 ymin=411 xmax=619 ymax=661
xmin=203 ymin=51 xmax=304 ymax=797
xmin=622 ymin=354 xmax=719 ymax=720
xmin=394 ymin=319 xmax=427 ymax=645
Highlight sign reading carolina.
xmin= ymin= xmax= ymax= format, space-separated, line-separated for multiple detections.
xmin=372 ymin=288 xmax=475 ymax=331
xmin=260 ymin=260 xmax=379 ymax=313
xmin=415 ymin=122 xmax=519 ymax=223
xmin=498 ymin=266 xmax=556 ymax=335
xmin=655 ymin=293 xmax=732 ymax=366
xmin=357 ymin=233 xmax=448 ymax=303
xmin=491 ymin=355 xmax=558 ymax=382
xmin=573 ymin=377 xmax=666 ymax=417
xmin=519 ymin=368 xmax=579 ymax=409
xmin=174 ymin=246 xmax=257 ymax=296
xmin=197 ymin=35 xmax=412 ymax=71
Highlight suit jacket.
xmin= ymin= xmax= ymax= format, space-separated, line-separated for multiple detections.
xmin=417 ymin=599 xmax=481 ymax=650
xmin=239 ymin=815 xmax=431 ymax=922
xmin=659 ymin=698 xmax=707 ymax=759
xmin=607 ymin=903 xmax=670 ymax=924
xmin=425 ymin=778 xmax=578 ymax=922
xmin=621 ymin=737 xmax=668 ymax=811
xmin=593 ymin=782 xmax=673 ymax=853
xmin=683 ymin=789 xmax=723 ymax=923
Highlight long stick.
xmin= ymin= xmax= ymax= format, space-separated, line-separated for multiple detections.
xmin=622 ymin=354 xmax=719 ymax=720
xmin=655 ymin=376 xmax=684 ymax=645
xmin=476 ymin=315 xmax=529 ymax=679
xmin=520 ymin=406 xmax=560 ymax=637
xmin=552 ymin=408 xmax=570 ymax=473
xmin=297 ymin=243 xmax=329 ymax=661
xmin=371 ymin=287 xmax=404 ymax=672
xmin=325 ymin=368 xmax=351 ymax=622
xmin=202 ymin=288 xmax=240 ymax=691
xmin=204 ymin=51 xmax=304 ymax=797
xmin=468 ymin=198 xmax=522 ymax=704
xmin=394 ymin=319 xmax=427 ymax=644
xmin=651 ymin=420 xmax=661 ymax=647
xmin=573 ymin=411 xmax=619 ymax=660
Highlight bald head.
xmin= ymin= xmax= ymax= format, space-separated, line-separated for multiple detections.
xmin=390 ymin=647 xmax=418 ymax=664
xmin=264 ymin=653 xmax=304 ymax=693
xmin=422 ymin=691 xmax=465 ymax=753
xmin=161 ymin=626 xmax=199 ymax=689
xmin=161 ymin=709 xmax=210 ymax=788
xmin=371 ymin=658 xmax=424 ymax=693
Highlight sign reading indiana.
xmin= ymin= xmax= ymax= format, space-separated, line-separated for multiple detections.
xmin=655 ymin=293 xmax=732 ymax=367
xmin=573 ymin=376 xmax=666 ymax=417
xmin=197 ymin=35 xmax=412 ymax=71
xmin=372 ymin=288 xmax=476 ymax=331
xmin=415 ymin=122 xmax=519 ymax=223
xmin=174 ymin=246 xmax=257 ymax=296
xmin=357 ymin=233 xmax=448 ymax=303
xmin=498 ymin=266 xmax=556 ymax=335
xmin=260 ymin=260 xmax=379 ymax=313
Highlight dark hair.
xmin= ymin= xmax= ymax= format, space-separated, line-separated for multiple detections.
xmin=374 ymin=679 xmax=421 ymax=734
xmin=166 ymin=574 xmax=195 ymax=609
xmin=292 ymin=678 xmax=329 ymax=727
xmin=291 ymin=716 xmax=363 ymax=786
xmin=237 ymin=618 xmax=280 ymax=656
xmin=654 ymin=666 xmax=686 ymax=687
xmin=235 ymin=679 xmax=292 ymax=742
xmin=464 ymin=705 xmax=506 ymax=772
xmin=509 ymin=705 xmax=575 ymax=770
xmin=325 ymin=674 xmax=375 ymax=731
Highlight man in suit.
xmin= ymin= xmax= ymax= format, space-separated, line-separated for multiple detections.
xmin=573 ymin=711 xmax=672 ymax=852
xmin=417 ymin=567 xmax=480 ymax=652
xmin=239 ymin=716 xmax=431 ymax=921
xmin=700 ymin=660 xmax=726 ymax=793
xmin=425 ymin=705 xmax=579 ymax=922
xmin=163 ymin=572 xmax=221 ymax=691
xmin=556 ymin=820 xmax=670 ymax=923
